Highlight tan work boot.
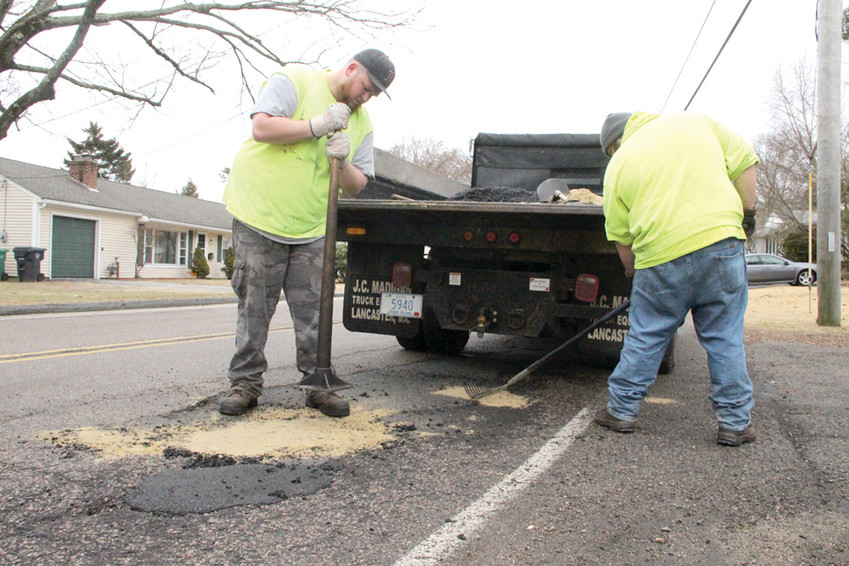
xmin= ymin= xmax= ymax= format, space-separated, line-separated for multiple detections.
xmin=594 ymin=408 xmax=636 ymax=433
xmin=219 ymin=388 xmax=258 ymax=416
xmin=716 ymin=425 xmax=757 ymax=447
xmin=306 ymin=390 xmax=350 ymax=418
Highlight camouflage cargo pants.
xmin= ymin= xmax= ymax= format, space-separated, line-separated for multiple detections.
xmin=227 ymin=219 xmax=324 ymax=397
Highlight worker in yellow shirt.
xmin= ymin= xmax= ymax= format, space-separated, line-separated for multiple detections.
xmin=595 ymin=111 xmax=759 ymax=447
xmin=220 ymin=49 xmax=395 ymax=418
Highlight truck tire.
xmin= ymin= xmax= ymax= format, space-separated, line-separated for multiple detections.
xmin=396 ymin=310 xmax=470 ymax=355
xmin=423 ymin=327 xmax=470 ymax=355
xmin=422 ymin=308 xmax=469 ymax=355
xmin=658 ymin=335 xmax=676 ymax=375
xmin=397 ymin=332 xmax=428 ymax=352
xmin=600 ymin=335 xmax=676 ymax=374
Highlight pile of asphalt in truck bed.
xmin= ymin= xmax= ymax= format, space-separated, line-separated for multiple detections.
xmin=449 ymin=186 xmax=539 ymax=203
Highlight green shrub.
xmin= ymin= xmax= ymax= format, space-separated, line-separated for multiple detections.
xmin=781 ymin=226 xmax=816 ymax=263
xmin=221 ymin=246 xmax=236 ymax=279
xmin=190 ymin=246 xmax=210 ymax=278
xmin=335 ymin=242 xmax=347 ymax=282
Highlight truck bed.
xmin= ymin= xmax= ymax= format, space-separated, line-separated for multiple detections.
xmin=337 ymin=199 xmax=610 ymax=255
xmin=333 ymin=132 xmax=675 ymax=372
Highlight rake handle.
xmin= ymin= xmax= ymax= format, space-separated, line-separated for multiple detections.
xmin=506 ymin=299 xmax=632 ymax=386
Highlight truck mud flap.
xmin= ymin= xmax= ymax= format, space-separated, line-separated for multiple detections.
xmin=576 ymin=296 xmax=631 ymax=359
xmin=342 ymin=242 xmax=423 ymax=338
xmin=576 ymin=299 xmax=676 ymax=374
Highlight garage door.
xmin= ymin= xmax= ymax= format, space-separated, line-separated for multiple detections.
xmin=52 ymin=216 xmax=96 ymax=278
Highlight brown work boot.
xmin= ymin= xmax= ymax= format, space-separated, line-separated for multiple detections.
xmin=594 ymin=409 xmax=636 ymax=433
xmin=306 ymin=390 xmax=350 ymax=418
xmin=716 ymin=425 xmax=757 ymax=447
xmin=219 ymin=388 xmax=258 ymax=416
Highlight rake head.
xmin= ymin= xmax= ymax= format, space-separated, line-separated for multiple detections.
xmin=464 ymin=384 xmax=506 ymax=400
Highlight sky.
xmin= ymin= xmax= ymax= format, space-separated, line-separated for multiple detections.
xmin=0 ymin=0 xmax=846 ymax=202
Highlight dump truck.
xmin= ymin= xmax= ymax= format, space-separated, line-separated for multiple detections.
xmin=336 ymin=132 xmax=675 ymax=372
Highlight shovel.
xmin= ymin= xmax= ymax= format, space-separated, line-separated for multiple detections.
xmin=536 ymin=178 xmax=570 ymax=203
xmin=465 ymin=299 xmax=631 ymax=400
xmin=294 ymin=157 xmax=353 ymax=392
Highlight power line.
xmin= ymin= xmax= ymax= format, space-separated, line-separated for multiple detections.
xmin=684 ymin=0 xmax=754 ymax=110
xmin=138 ymin=111 xmax=246 ymax=158
xmin=661 ymin=0 xmax=717 ymax=113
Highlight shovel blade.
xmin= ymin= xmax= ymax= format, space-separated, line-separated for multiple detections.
xmin=294 ymin=367 xmax=353 ymax=391
xmin=536 ymin=178 xmax=570 ymax=202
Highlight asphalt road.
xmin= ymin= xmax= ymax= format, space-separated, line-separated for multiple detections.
xmin=0 ymin=299 xmax=846 ymax=565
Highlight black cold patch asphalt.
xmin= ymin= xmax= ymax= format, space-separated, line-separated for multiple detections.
xmin=124 ymin=463 xmax=331 ymax=514
xmin=449 ymin=186 xmax=538 ymax=202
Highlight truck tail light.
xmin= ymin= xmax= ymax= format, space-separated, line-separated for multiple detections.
xmin=392 ymin=262 xmax=413 ymax=288
xmin=508 ymin=231 xmax=520 ymax=244
xmin=574 ymin=273 xmax=599 ymax=303
xmin=346 ymin=227 xmax=367 ymax=236
xmin=462 ymin=230 xmax=474 ymax=241
xmin=485 ymin=231 xmax=497 ymax=242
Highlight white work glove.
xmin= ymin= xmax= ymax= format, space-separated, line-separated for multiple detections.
xmin=308 ymin=103 xmax=350 ymax=138
xmin=325 ymin=132 xmax=351 ymax=168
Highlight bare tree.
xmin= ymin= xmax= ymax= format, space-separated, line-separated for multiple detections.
xmin=753 ymin=59 xmax=849 ymax=260
xmin=752 ymin=62 xmax=818 ymax=230
xmin=387 ymin=136 xmax=472 ymax=184
xmin=0 ymin=1 xmax=412 ymax=140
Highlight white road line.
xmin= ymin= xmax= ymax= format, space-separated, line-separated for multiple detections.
xmin=394 ymin=407 xmax=594 ymax=566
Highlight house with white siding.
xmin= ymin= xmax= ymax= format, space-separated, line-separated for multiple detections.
xmin=0 ymin=155 xmax=234 ymax=280
xmin=0 ymin=150 xmax=465 ymax=281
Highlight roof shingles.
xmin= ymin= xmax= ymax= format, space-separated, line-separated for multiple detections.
xmin=0 ymin=157 xmax=232 ymax=230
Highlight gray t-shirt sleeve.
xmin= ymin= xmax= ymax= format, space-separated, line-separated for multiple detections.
xmin=250 ymin=73 xmax=375 ymax=179
xmin=353 ymin=131 xmax=375 ymax=178
xmin=250 ymin=74 xmax=299 ymax=118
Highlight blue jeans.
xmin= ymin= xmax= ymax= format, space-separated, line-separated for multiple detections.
xmin=607 ymin=238 xmax=754 ymax=431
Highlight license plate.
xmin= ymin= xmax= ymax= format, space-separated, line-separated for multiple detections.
xmin=380 ymin=293 xmax=423 ymax=318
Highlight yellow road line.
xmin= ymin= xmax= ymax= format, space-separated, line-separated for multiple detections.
xmin=0 ymin=324 xmax=334 ymax=363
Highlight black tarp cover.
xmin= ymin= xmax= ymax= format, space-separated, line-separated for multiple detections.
xmin=471 ymin=133 xmax=610 ymax=193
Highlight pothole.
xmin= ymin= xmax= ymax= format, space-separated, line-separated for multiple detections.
xmin=40 ymin=406 xmax=395 ymax=460
xmin=432 ymin=385 xmax=532 ymax=408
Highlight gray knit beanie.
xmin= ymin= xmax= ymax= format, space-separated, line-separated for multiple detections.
xmin=600 ymin=112 xmax=633 ymax=156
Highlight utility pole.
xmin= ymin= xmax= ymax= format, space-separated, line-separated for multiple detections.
xmin=815 ymin=0 xmax=843 ymax=326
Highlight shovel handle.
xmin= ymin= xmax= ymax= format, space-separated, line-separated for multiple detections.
xmin=328 ymin=156 xmax=340 ymax=196
xmin=315 ymin=157 xmax=341 ymax=368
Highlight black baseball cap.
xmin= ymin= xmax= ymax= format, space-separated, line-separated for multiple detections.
xmin=353 ymin=49 xmax=395 ymax=99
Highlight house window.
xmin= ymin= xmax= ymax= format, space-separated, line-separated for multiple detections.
xmin=144 ymin=228 xmax=188 ymax=265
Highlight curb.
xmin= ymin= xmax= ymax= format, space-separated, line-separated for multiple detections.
xmin=0 ymin=290 xmax=345 ymax=316
xmin=0 ymin=296 xmax=238 ymax=316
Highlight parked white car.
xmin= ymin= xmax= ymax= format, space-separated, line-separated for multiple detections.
xmin=745 ymin=253 xmax=817 ymax=286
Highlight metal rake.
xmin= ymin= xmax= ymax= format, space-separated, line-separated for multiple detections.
xmin=465 ymin=300 xmax=632 ymax=400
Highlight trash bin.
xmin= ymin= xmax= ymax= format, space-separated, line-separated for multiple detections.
xmin=0 ymin=249 xmax=8 ymax=281
xmin=12 ymin=246 xmax=46 ymax=282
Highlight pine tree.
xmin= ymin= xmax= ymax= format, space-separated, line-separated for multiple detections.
xmin=190 ymin=246 xmax=210 ymax=279
xmin=64 ymin=122 xmax=135 ymax=182
xmin=221 ymin=246 xmax=236 ymax=279
xmin=180 ymin=179 xmax=200 ymax=198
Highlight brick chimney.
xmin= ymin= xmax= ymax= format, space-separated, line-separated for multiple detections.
xmin=69 ymin=154 xmax=98 ymax=189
